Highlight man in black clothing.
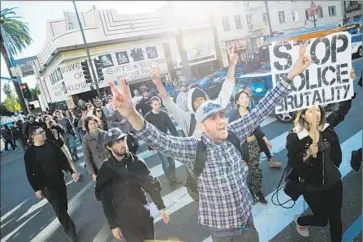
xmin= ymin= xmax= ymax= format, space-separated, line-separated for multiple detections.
xmin=24 ymin=126 xmax=79 ymax=242
xmin=144 ymin=96 xmax=183 ymax=188
xmin=136 ymin=89 xmax=152 ymax=116
xmin=350 ymin=73 xmax=362 ymax=172
xmin=95 ymin=128 xmax=169 ymax=241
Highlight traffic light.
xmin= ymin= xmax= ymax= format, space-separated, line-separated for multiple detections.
xmin=93 ymin=58 xmax=104 ymax=81
xmin=28 ymin=104 xmax=35 ymax=111
xmin=81 ymin=60 xmax=92 ymax=83
xmin=20 ymin=83 xmax=31 ymax=99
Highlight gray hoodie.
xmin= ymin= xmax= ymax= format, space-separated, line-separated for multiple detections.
xmin=160 ymin=78 xmax=235 ymax=138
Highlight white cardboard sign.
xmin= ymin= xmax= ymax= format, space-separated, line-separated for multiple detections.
xmin=269 ymin=32 xmax=353 ymax=114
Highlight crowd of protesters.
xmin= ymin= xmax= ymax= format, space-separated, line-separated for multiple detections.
xmin=5 ymin=43 xmax=360 ymax=242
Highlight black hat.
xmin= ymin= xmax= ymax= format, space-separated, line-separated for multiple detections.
xmin=191 ymin=88 xmax=207 ymax=112
xmin=104 ymin=128 xmax=127 ymax=146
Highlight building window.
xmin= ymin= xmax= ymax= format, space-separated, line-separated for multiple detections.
xmin=317 ymin=6 xmax=323 ymax=18
xmin=222 ymin=17 xmax=231 ymax=31
xmin=68 ymin=23 xmax=74 ymax=30
xmin=235 ymin=15 xmax=242 ymax=29
xmin=246 ymin=14 xmax=252 ymax=24
xmin=328 ymin=6 xmax=336 ymax=17
xmin=292 ymin=10 xmax=299 ymax=22
xmin=278 ymin=11 xmax=285 ymax=23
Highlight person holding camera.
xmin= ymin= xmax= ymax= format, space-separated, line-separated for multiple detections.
xmin=44 ymin=115 xmax=80 ymax=177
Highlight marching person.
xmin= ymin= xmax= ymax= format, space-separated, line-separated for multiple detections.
xmin=82 ymin=116 xmax=109 ymax=181
xmin=43 ymin=115 xmax=80 ymax=177
xmin=229 ymin=88 xmax=269 ymax=204
xmin=151 ymin=46 xmax=237 ymax=138
xmin=12 ymin=122 xmax=26 ymax=151
xmin=286 ymin=69 xmax=356 ymax=241
xmin=22 ymin=114 xmax=40 ymax=144
xmin=54 ymin=110 xmax=79 ymax=161
xmin=24 ymin=126 xmax=79 ymax=242
xmin=233 ymin=86 xmax=282 ymax=169
xmin=145 ymin=96 xmax=183 ymax=188
xmin=93 ymin=107 xmax=109 ymax=131
xmin=95 ymin=128 xmax=169 ymax=241
xmin=136 ymin=89 xmax=152 ymax=117
xmin=176 ymin=83 xmax=189 ymax=112
xmin=1 ymin=125 xmax=17 ymax=152
xmin=108 ymin=43 xmax=311 ymax=242
xmin=350 ymin=73 xmax=362 ymax=172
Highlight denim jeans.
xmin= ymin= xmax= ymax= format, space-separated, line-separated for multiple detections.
xmin=63 ymin=134 xmax=78 ymax=160
xmin=158 ymin=151 xmax=176 ymax=182
xmin=209 ymin=217 xmax=259 ymax=242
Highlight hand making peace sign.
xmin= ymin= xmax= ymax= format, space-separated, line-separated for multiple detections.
xmin=227 ymin=43 xmax=238 ymax=66
xmin=108 ymin=79 xmax=135 ymax=118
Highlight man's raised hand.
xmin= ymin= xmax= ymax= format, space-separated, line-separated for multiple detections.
xmin=227 ymin=43 xmax=238 ymax=66
xmin=151 ymin=65 xmax=162 ymax=85
xmin=108 ymin=78 xmax=135 ymax=118
xmin=287 ymin=42 xmax=311 ymax=80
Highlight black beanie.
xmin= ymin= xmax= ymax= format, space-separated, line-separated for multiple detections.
xmin=191 ymin=88 xmax=207 ymax=112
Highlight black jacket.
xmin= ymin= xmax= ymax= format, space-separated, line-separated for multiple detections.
xmin=286 ymin=99 xmax=352 ymax=187
xmin=136 ymin=97 xmax=152 ymax=117
xmin=24 ymin=141 xmax=74 ymax=191
xmin=229 ymin=109 xmax=269 ymax=162
xmin=126 ymin=134 xmax=139 ymax=154
xmin=95 ymin=153 xmax=165 ymax=229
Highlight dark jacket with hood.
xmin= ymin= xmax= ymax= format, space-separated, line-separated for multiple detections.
xmin=286 ymin=98 xmax=353 ymax=191
xmin=95 ymin=152 xmax=165 ymax=229
xmin=229 ymin=109 xmax=271 ymax=161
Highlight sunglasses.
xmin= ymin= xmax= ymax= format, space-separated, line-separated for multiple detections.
xmin=96 ymin=110 xmax=102 ymax=113
xmin=34 ymin=130 xmax=45 ymax=135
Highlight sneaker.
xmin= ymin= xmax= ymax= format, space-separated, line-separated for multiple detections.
xmin=254 ymin=192 xmax=268 ymax=204
xmin=268 ymin=160 xmax=282 ymax=168
xmin=350 ymin=151 xmax=361 ymax=172
xmin=294 ymin=216 xmax=309 ymax=237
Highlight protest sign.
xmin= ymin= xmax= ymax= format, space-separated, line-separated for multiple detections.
xmin=269 ymin=32 xmax=353 ymax=114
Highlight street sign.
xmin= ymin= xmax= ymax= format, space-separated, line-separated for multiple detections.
xmin=14 ymin=103 xmax=21 ymax=111
xmin=9 ymin=56 xmax=16 ymax=67
xmin=10 ymin=67 xmax=23 ymax=77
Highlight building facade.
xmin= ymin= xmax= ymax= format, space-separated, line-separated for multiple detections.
xmin=36 ymin=4 xmax=219 ymax=104
xmin=266 ymin=1 xmax=343 ymax=33
xmin=342 ymin=1 xmax=362 ymax=23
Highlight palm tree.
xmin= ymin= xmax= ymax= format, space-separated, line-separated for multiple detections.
xmin=0 ymin=7 xmax=32 ymax=114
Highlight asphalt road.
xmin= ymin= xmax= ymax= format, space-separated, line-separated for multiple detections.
xmin=1 ymin=58 xmax=361 ymax=242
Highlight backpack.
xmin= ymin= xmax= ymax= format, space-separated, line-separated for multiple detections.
xmin=188 ymin=114 xmax=197 ymax=137
xmin=185 ymin=130 xmax=245 ymax=201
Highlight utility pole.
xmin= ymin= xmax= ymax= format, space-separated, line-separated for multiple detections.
xmin=264 ymin=1 xmax=273 ymax=36
xmin=171 ymin=3 xmax=193 ymax=83
xmin=73 ymin=1 xmax=101 ymax=98
xmin=311 ymin=0 xmax=317 ymax=28
xmin=209 ymin=13 xmax=224 ymax=69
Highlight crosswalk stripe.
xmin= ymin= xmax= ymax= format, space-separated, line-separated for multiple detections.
xmin=14 ymin=115 xmax=289 ymax=241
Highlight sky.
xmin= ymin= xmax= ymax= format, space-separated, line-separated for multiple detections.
xmin=0 ymin=1 xmax=168 ymax=101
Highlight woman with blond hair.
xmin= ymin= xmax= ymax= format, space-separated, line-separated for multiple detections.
xmin=286 ymin=70 xmax=356 ymax=241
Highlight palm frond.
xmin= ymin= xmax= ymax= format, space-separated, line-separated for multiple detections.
xmin=0 ymin=8 xmax=32 ymax=56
